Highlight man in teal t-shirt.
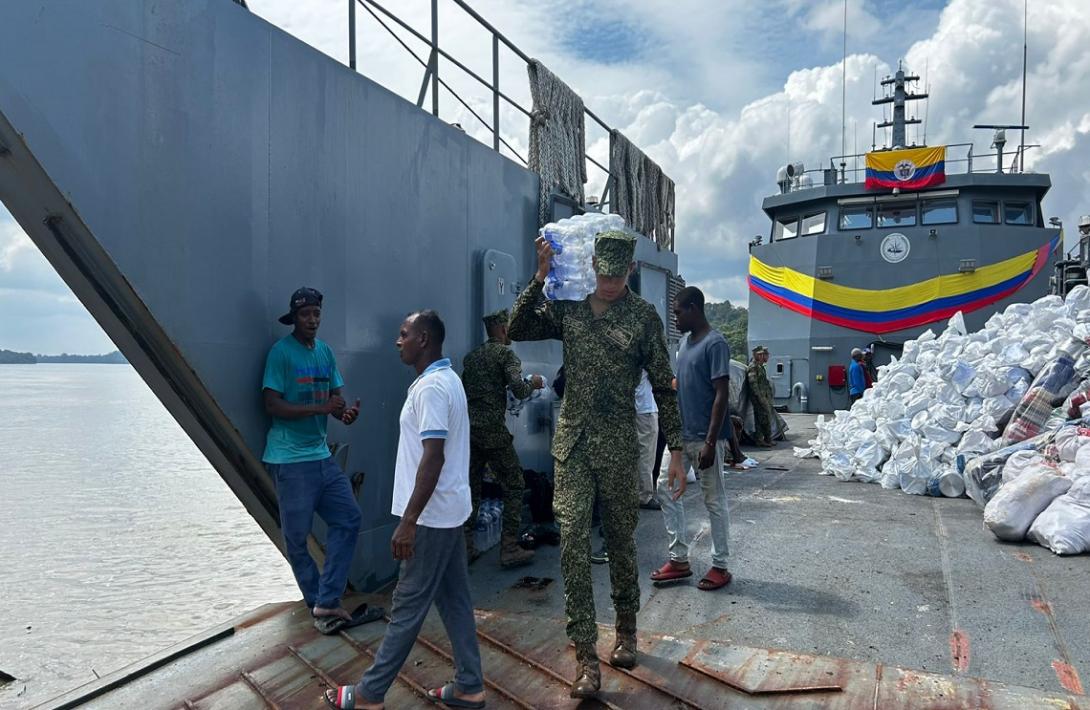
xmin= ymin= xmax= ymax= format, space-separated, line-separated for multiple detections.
xmin=262 ymin=287 xmax=364 ymax=633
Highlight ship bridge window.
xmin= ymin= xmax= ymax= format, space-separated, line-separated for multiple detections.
xmin=972 ymin=201 xmax=999 ymax=224
xmin=877 ymin=203 xmax=917 ymax=228
xmin=773 ymin=216 xmax=799 ymax=241
xmin=921 ymin=199 xmax=958 ymax=225
xmin=838 ymin=206 xmax=873 ymax=230
xmin=1004 ymin=201 xmax=1033 ymax=225
xmin=801 ymin=211 xmax=826 ymax=236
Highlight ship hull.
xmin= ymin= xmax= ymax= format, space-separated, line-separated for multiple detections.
xmin=748 ymin=199 xmax=1058 ymax=413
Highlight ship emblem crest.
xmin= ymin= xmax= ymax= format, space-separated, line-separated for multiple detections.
xmin=880 ymin=233 xmax=911 ymax=263
xmin=894 ymin=159 xmax=917 ymax=181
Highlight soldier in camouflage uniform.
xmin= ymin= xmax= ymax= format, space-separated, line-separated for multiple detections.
xmin=461 ymin=308 xmax=544 ymax=568
xmin=509 ymin=230 xmax=684 ymax=699
xmin=747 ymin=345 xmax=774 ymax=446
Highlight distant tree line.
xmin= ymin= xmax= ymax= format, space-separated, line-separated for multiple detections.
xmin=704 ymin=301 xmax=748 ymax=361
xmin=0 ymin=349 xmax=127 ymax=364
xmin=0 ymin=349 xmax=36 ymax=364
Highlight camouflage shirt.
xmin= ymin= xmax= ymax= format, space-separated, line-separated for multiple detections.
xmin=461 ymin=338 xmax=533 ymax=448
xmin=747 ymin=360 xmax=774 ymax=403
xmin=508 ymin=279 xmax=682 ymax=467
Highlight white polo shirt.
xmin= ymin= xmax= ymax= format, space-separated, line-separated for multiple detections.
xmin=634 ymin=370 xmax=658 ymax=415
xmin=392 ymin=358 xmax=471 ymax=528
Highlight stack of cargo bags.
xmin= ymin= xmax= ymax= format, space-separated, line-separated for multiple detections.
xmin=794 ymin=286 xmax=1090 ymax=555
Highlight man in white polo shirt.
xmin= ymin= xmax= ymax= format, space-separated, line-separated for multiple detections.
xmin=326 ymin=310 xmax=485 ymax=710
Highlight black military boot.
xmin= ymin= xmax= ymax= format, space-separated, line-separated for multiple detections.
xmin=570 ymin=642 xmax=601 ymax=698
xmin=609 ymin=612 xmax=638 ymax=669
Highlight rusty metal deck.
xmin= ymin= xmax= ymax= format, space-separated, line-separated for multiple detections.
xmin=38 ymin=597 xmax=1083 ymax=709
xmin=38 ymin=415 xmax=1090 ymax=709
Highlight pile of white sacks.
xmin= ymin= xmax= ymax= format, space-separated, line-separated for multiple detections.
xmin=796 ymin=286 xmax=1090 ymax=555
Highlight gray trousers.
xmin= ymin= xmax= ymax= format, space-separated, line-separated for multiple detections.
xmin=635 ymin=412 xmax=659 ymax=504
xmin=358 ymin=524 xmax=483 ymax=702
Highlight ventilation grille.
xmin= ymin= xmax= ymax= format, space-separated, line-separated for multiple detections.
xmin=667 ymin=272 xmax=686 ymax=341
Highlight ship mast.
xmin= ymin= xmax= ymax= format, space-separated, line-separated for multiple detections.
xmin=872 ymin=64 xmax=927 ymax=149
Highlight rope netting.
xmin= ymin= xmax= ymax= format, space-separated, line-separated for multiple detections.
xmin=609 ymin=130 xmax=675 ymax=250
xmin=527 ymin=59 xmax=586 ymax=227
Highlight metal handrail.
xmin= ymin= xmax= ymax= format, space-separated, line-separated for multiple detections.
xmin=354 ymin=0 xmax=527 ymax=163
xmin=348 ymin=0 xmax=616 ymax=192
xmin=782 ymin=141 xmax=1041 ymax=192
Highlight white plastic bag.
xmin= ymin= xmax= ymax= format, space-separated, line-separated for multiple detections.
xmin=983 ymin=465 xmax=1072 ymax=541
xmin=825 ymin=451 xmax=853 ymax=481
xmin=1028 ymin=477 xmax=1090 ymax=554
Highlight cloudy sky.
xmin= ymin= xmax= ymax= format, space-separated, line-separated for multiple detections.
xmin=2 ymin=0 xmax=1088 ymax=354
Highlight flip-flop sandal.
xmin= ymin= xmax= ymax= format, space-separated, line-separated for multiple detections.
xmin=314 ymin=614 xmax=349 ymax=635
xmin=697 ymin=568 xmax=732 ymax=591
xmin=426 ymin=682 xmax=486 ymax=708
xmin=343 ymin=603 xmax=385 ymax=629
xmin=650 ymin=561 xmax=693 ymax=582
xmin=325 ymin=685 xmax=382 ymax=709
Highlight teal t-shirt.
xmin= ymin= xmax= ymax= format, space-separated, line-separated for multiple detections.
xmin=261 ymin=335 xmax=344 ymax=464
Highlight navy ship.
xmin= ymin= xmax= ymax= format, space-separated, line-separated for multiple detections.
xmin=747 ymin=67 xmax=1060 ymax=413
xmin=0 ymin=0 xmax=680 ymax=594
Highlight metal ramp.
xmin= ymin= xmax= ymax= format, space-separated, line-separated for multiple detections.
xmin=39 ymin=598 xmax=1083 ymax=709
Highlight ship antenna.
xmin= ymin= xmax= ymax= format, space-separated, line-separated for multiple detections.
xmin=923 ymin=81 xmax=930 ymax=145
xmin=841 ymin=0 xmax=847 ymax=160
xmin=922 ymin=58 xmax=929 ymax=145
xmin=1019 ymin=0 xmax=1028 ymax=172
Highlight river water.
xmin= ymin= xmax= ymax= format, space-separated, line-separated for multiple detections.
xmin=0 ymin=364 xmax=298 ymax=709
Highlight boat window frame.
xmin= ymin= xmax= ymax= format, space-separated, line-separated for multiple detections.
xmin=773 ymin=215 xmax=800 ymax=241
xmin=1003 ymin=200 xmax=1034 ymax=226
xmin=921 ymin=198 xmax=959 ymax=226
xmin=838 ymin=205 xmax=874 ymax=231
xmin=972 ymin=200 xmax=1000 ymax=224
xmin=876 ymin=201 xmax=918 ymax=228
xmin=800 ymin=211 xmax=826 ymax=236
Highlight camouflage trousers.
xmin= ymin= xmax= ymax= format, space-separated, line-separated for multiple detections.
xmin=753 ymin=399 xmax=773 ymax=444
xmin=554 ymin=446 xmax=640 ymax=644
xmin=466 ymin=440 xmax=525 ymax=541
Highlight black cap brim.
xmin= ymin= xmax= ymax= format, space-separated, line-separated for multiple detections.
xmin=278 ymin=312 xmax=294 ymax=325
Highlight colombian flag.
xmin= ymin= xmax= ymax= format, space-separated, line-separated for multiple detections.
xmin=865 ymin=146 xmax=946 ymax=190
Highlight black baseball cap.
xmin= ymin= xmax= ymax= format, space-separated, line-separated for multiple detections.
xmin=278 ymin=287 xmax=323 ymax=325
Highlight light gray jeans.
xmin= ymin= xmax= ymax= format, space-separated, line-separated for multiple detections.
xmin=655 ymin=440 xmax=730 ymax=569
xmin=357 ymin=525 xmax=483 ymax=702
xmin=635 ymin=412 xmax=659 ymax=504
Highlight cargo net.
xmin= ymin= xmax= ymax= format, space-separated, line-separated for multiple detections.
xmin=527 ymin=60 xmax=586 ymax=227
xmin=609 ymin=130 xmax=675 ymax=251
xmin=794 ymin=286 xmax=1090 ymax=556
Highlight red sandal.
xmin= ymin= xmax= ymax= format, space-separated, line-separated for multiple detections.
xmin=650 ymin=560 xmax=692 ymax=582
xmin=697 ymin=567 xmax=732 ymax=591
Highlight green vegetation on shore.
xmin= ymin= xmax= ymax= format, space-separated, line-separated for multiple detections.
xmin=0 ymin=349 xmax=127 ymax=364
xmin=705 ymin=301 xmax=748 ymax=361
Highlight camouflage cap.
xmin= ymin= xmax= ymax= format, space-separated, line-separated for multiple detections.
xmin=482 ymin=308 xmax=509 ymax=330
xmin=753 ymin=344 xmax=768 ymax=354
xmin=593 ymin=230 xmax=636 ymax=277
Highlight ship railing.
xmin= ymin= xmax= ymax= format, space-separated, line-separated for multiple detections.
xmin=347 ymin=0 xmax=617 ymax=206
xmin=784 ymin=141 xmax=1041 ymax=192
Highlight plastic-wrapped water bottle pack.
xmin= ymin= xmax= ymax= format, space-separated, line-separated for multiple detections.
xmin=474 ymin=499 xmax=504 ymax=552
xmin=541 ymin=212 xmax=627 ymax=301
